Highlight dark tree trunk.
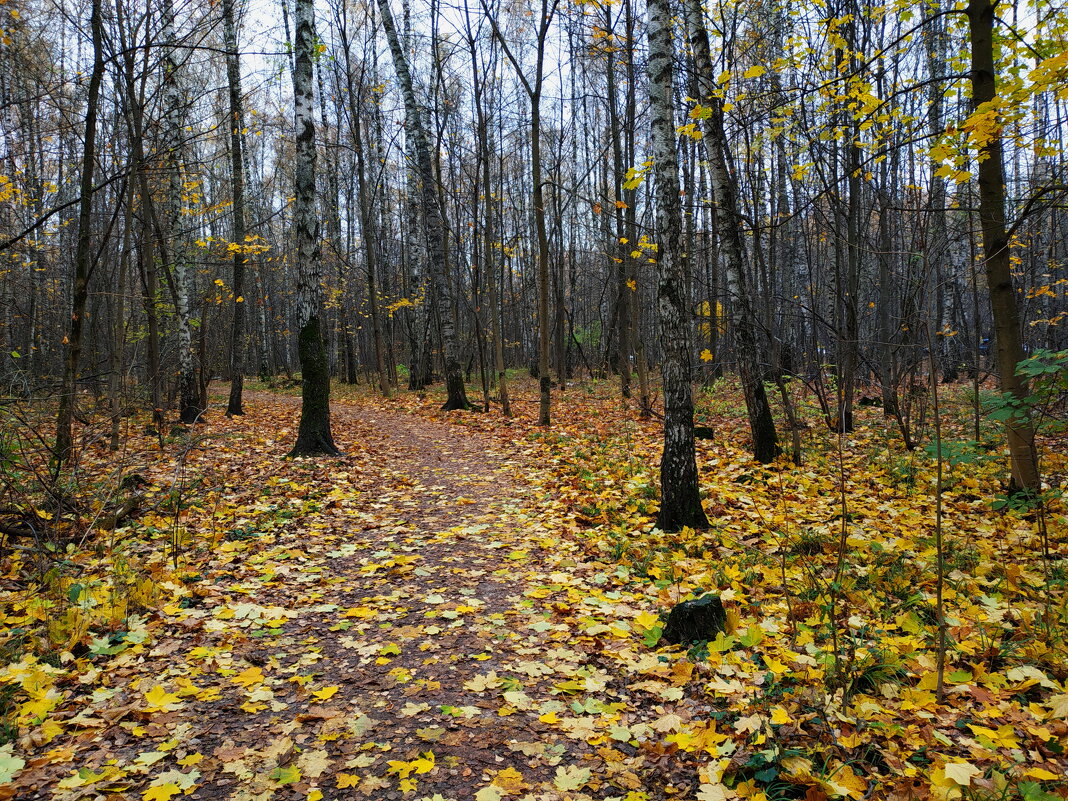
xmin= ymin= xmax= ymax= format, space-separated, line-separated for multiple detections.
xmin=967 ymin=0 xmax=1040 ymax=492
xmin=55 ymin=0 xmax=105 ymax=464
xmin=224 ymin=0 xmax=249 ymax=416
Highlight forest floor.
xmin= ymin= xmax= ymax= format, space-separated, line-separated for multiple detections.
xmin=1 ymin=377 xmax=1067 ymax=801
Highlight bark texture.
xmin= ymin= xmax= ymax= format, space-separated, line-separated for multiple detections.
xmin=54 ymin=0 xmax=104 ymax=464
xmin=377 ymin=0 xmax=470 ymax=411
xmin=647 ymin=0 xmax=709 ymax=532
xmin=682 ymin=0 xmax=778 ymax=463
xmin=162 ymin=0 xmax=203 ymax=425
xmin=967 ymin=0 xmax=1040 ymax=492
xmin=224 ymin=0 xmax=249 ymax=416
xmin=289 ymin=0 xmax=340 ymax=457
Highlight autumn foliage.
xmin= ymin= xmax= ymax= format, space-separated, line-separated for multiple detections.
xmin=0 ymin=378 xmax=1065 ymax=801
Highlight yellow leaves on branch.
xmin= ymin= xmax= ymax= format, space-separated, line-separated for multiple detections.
xmin=1029 ymin=51 xmax=1068 ymax=101
xmin=961 ymin=98 xmax=1006 ymax=159
xmin=623 ymin=160 xmax=653 ymax=190
xmin=677 ymin=122 xmax=704 ymax=140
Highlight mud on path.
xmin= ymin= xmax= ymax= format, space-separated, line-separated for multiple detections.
xmin=13 ymin=390 xmax=658 ymax=801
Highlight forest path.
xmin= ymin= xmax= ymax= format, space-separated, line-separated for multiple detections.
xmin=16 ymin=389 xmax=655 ymax=801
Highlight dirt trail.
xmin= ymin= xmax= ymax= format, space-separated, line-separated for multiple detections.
xmin=16 ymin=392 xmax=632 ymax=801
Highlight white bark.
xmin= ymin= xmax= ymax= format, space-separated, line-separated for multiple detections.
xmin=647 ymin=0 xmax=707 ymax=531
xmin=163 ymin=0 xmax=201 ymax=422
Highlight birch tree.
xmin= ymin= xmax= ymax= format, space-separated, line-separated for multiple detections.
xmin=683 ymin=0 xmax=779 ymax=463
xmin=376 ymin=0 xmax=470 ymax=411
xmin=646 ymin=0 xmax=708 ymax=531
xmin=289 ymin=0 xmax=341 ymax=456
xmin=162 ymin=0 xmax=203 ymax=425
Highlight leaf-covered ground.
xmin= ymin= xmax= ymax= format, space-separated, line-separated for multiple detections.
xmin=1 ymin=379 xmax=1066 ymax=801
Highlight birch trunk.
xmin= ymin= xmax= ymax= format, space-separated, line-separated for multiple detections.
xmin=377 ymin=0 xmax=469 ymax=410
xmin=646 ymin=0 xmax=708 ymax=532
xmin=682 ymin=0 xmax=779 ymax=463
xmin=289 ymin=0 xmax=340 ymax=456
xmin=162 ymin=0 xmax=203 ymax=424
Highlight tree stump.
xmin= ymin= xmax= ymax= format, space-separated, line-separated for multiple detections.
xmin=661 ymin=594 xmax=726 ymax=645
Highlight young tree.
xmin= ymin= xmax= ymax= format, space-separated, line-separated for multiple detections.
xmin=224 ymin=0 xmax=250 ymax=417
xmin=54 ymin=0 xmax=105 ymax=464
xmin=484 ymin=0 xmax=560 ymax=426
xmin=162 ymin=0 xmax=203 ymax=425
xmin=462 ymin=0 xmax=510 ymax=416
xmin=646 ymin=0 xmax=708 ymax=532
xmin=289 ymin=0 xmax=340 ymax=456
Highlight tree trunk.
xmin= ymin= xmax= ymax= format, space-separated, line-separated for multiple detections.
xmin=647 ymin=0 xmax=709 ymax=532
xmin=465 ymin=15 xmax=510 ymax=415
xmin=224 ymin=0 xmax=249 ymax=416
xmin=289 ymin=0 xmax=340 ymax=457
xmin=967 ymin=0 xmax=1040 ymax=492
xmin=110 ymin=178 xmax=132 ymax=450
xmin=605 ymin=1 xmax=632 ymax=402
xmin=377 ymin=0 xmax=469 ymax=410
xmin=532 ymin=90 xmax=552 ymax=424
xmin=338 ymin=31 xmax=391 ymax=400
xmin=682 ymin=0 xmax=778 ymax=463
xmin=162 ymin=0 xmax=203 ymax=425
xmin=54 ymin=0 xmax=104 ymax=464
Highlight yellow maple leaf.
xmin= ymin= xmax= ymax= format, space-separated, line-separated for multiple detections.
xmin=763 ymin=655 xmax=788 ymax=674
xmin=312 ymin=685 xmax=339 ymax=701
xmin=769 ymin=706 xmax=793 ymax=725
xmin=1024 ymin=767 xmax=1061 ymax=781
xmin=554 ymin=765 xmax=591 ymax=792
xmin=492 ymin=766 xmax=526 ymax=792
xmin=143 ymin=685 xmax=183 ymax=711
xmin=411 ymin=751 xmax=435 ymax=774
xmin=142 ymin=784 xmax=180 ymax=801
xmin=231 ymin=666 xmax=264 ymax=689
xmin=823 ymin=762 xmax=867 ymax=799
xmin=938 ymin=762 xmax=981 ymax=787
xmin=633 ymin=611 xmax=659 ymax=631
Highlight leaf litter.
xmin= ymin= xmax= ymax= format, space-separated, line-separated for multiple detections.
xmin=0 ymin=380 xmax=1066 ymax=801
